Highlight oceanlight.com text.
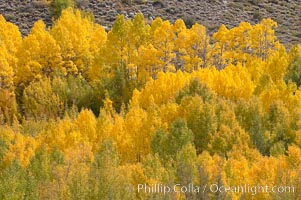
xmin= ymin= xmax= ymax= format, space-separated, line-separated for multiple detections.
xmin=137 ymin=183 xmax=295 ymax=196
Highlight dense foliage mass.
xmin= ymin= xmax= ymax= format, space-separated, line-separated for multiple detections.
xmin=0 ymin=8 xmax=301 ymax=199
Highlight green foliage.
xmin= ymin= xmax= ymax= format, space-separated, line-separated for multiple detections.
xmin=235 ymin=98 xmax=267 ymax=154
xmin=108 ymin=65 xmax=132 ymax=112
xmin=121 ymin=0 xmax=132 ymax=5
xmin=248 ymin=0 xmax=262 ymax=5
xmin=0 ymin=161 xmax=28 ymax=200
xmin=285 ymin=59 xmax=301 ymax=87
xmin=0 ymin=138 xmax=8 ymax=166
xmin=265 ymin=101 xmax=297 ymax=154
xmin=52 ymin=75 xmax=95 ymax=112
xmin=88 ymin=139 xmax=126 ymax=199
xmin=285 ymin=46 xmax=301 ymax=87
xmin=186 ymin=100 xmax=215 ymax=153
xmin=183 ymin=15 xmax=196 ymax=29
xmin=175 ymin=144 xmax=198 ymax=199
xmin=176 ymin=78 xmax=213 ymax=104
xmin=168 ymin=118 xmax=194 ymax=150
xmin=28 ymin=146 xmax=51 ymax=182
xmin=50 ymin=0 xmax=74 ymax=19
xmin=176 ymin=79 xmax=216 ymax=153
xmin=151 ymin=129 xmax=167 ymax=159
xmin=151 ymin=118 xmax=194 ymax=160
xmin=142 ymin=154 xmax=176 ymax=199
xmin=22 ymin=78 xmax=64 ymax=120
xmin=175 ymin=143 xmax=197 ymax=186
xmin=22 ymin=75 xmax=103 ymax=119
xmin=270 ymin=141 xmax=286 ymax=156
xmin=253 ymin=10 xmax=263 ymax=21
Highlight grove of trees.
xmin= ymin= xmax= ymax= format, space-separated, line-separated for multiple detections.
xmin=0 ymin=8 xmax=301 ymax=199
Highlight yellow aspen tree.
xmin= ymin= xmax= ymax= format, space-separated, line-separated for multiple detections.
xmin=172 ymin=19 xmax=187 ymax=71
xmin=138 ymin=71 xmax=190 ymax=108
xmin=41 ymin=116 xmax=77 ymax=152
xmin=173 ymin=18 xmax=187 ymax=34
xmin=245 ymin=56 xmax=265 ymax=85
xmin=95 ymin=95 xmax=133 ymax=162
xmin=51 ymin=8 xmax=104 ymax=77
xmin=259 ymin=81 xmax=298 ymax=112
xmin=0 ymin=48 xmax=16 ymax=124
xmin=143 ymin=95 xmax=162 ymax=137
xmin=198 ymin=152 xmax=227 ymax=198
xmin=152 ymin=20 xmax=176 ymax=73
xmin=0 ymin=87 xmax=17 ymax=124
xmin=86 ymin=20 xmax=107 ymax=81
xmin=16 ymin=20 xmax=63 ymax=85
xmin=88 ymin=46 xmax=111 ymax=82
xmin=249 ymin=18 xmax=280 ymax=60
xmin=110 ymin=114 xmax=133 ymax=163
xmin=0 ymin=16 xmax=21 ymax=123
xmin=285 ymin=145 xmax=301 ymax=189
xmin=212 ymin=22 xmax=254 ymax=68
xmin=128 ymin=13 xmax=150 ymax=82
xmin=286 ymin=145 xmax=301 ymax=190
xmin=106 ymin=15 xmax=132 ymax=70
xmin=0 ymin=47 xmax=14 ymax=91
xmin=159 ymin=102 xmax=179 ymax=129
xmin=263 ymin=47 xmax=288 ymax=84
xmin=83 ymin=29 xmax=107 ymax=82
xmin=124 ymin=89 xmax=149 ymax=162
xmin=0 ymin=15 xmax=22 ymax=68
xmin=212 ymin=24 xmax=230 ymax=69
xmin=75 ymin=109 xmax=97 ymax=149
xmin=136 ymin=44 xmax=161 ymax=82
xmin=176 ymin=23 xmax=211 ymax=71
xmin=96 ymin=95 xmax=114 ymax=142
xmin=176 ymin=26 xmax=196 ymax=72
xmin=226 ymin=22 xmax=252 ymax=65
xmin=250 ymin=156 xmax=279 ymax=199
xmin=194 ymin=64 xmax=255 ymax=100
xmin=3 ymin=133 xmax=38 ymax=167
xmin=149 ymin=17 xmax=163 ymax=38
xmin=142 ymin=154 xmax=176 ymax=199
xmin=190 ymin=23 xmax=212 ymax=68
xmin=224 ymin=155 xmax=250 ymax=200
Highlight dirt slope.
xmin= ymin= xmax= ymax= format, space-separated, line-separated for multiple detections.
xmin=0 ymin=0 xmax=300 ymax=47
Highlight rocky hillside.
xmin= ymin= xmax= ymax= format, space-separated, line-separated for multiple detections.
xmin=0 ymin=0 xmax=300 ymax=48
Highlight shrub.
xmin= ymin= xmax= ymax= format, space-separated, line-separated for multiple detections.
xmin=248 ymin=0 xmax=262 ymax=5
xmin=183 ymin=15 xmax=196 ymax=29
xmin=121 ymin=0 xmax=132 ymax=5
xmin=152 ymin=0 xmax=165 ymax=8
xmin=50 ymin=0 xmax=74 ymax=19
xmin=253 ymin=10 xmax=263 ymax=21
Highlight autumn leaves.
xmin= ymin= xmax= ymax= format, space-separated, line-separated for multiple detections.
xmin=0 ymin=7 xmax=301 ymax=199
